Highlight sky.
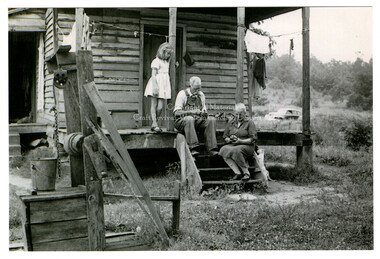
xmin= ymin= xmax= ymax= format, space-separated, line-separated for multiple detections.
xmin=253 ymin=7 xmax=373 ymax=63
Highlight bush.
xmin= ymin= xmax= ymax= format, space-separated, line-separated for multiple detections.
xmin=341 ymin=118 xmax=372 ymax=151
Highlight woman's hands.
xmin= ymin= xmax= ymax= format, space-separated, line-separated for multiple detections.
xmin=227 ymin=135 xmax=254 ymax=145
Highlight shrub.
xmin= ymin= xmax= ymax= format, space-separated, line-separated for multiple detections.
xmin=314 ymin=146 xmax=353 ymax=167
xmin=341 ymin=118 xmax=372 ymax=151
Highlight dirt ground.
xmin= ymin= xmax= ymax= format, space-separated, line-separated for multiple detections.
xmin=9 ymin=167 xmax=336 ymax=206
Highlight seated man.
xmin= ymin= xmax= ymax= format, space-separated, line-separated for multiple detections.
xmin=173 ymin=76 xmax=218 ymax=156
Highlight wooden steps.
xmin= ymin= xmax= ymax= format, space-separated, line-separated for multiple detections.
xmin=194 ymin=143 xmax=264 ymax=188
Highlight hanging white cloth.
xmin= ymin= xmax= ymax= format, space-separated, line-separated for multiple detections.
xmin=244 ymin=29 xmax=270 ymax=54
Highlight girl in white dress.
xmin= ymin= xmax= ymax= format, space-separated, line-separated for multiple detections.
xmin=144 ymin=42 xmax=174 ymax=132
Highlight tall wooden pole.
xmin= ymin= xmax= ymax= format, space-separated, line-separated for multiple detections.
xmin=76 ymin=8 xmax=105 ymax=250
xmin=168 ymin=8 xmax=177 ymax=131
xmin=298 ymin=7 xmax=313 ymax=167
xmin=302 ymin=7 xmax=311 ymax=137
xmin=236 ymin=7 xmax=245 ymax=103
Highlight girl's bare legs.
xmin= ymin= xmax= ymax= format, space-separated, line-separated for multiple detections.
xmin=156 ymin=98 xmax=164 ymax=124
xmin=150 ymin=97 xmax=158 ymax=128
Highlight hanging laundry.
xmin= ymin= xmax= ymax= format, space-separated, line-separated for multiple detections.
xmin=244 ymin=29 xmax=270 ymax=54
xmin=254 ymin=55 xmax=267 ymax=90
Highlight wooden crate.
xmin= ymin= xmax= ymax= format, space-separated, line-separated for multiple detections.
xmin=19 ymin=187 xmax=89 ymax=251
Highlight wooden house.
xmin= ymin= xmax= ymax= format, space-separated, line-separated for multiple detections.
xmin=9 ymin=6 xmax=312 ymax=182
xmin=10 ymin=7 xmax=314 ymax=251
xmin=9 ymin=7 xmax=300 ymax=131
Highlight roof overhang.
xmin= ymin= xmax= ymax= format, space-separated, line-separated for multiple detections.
xmin=177 ymin=7 xmax=301 ymax=26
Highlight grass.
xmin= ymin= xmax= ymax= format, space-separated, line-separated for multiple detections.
xmin=8 ymin=105 xmax=373 ymax=250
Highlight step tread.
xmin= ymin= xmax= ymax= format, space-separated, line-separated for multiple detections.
xmin=202 ymin=179 xmax=263 ymax=185
xmin=199 ymin=167 xmax=260 ymax=172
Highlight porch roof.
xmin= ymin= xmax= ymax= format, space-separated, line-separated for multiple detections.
xmin=177 ymin=7 xmax=300 ymax=26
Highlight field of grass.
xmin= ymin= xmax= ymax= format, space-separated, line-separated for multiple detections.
xmin=9 ymin=103 xmax=373 ymax=250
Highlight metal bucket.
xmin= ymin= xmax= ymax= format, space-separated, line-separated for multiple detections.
xmin=31 ymin=157 xmax=57 ymax=191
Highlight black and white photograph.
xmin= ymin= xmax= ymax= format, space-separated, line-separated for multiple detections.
xmin=5 ymin=1 xmax=375 ymax=255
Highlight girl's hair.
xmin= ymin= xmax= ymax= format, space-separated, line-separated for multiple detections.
xmin=156 ymin=42 xmax=174 ymax=60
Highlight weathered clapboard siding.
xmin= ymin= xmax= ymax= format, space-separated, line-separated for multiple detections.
xmin=40 ymin=8 xmax=253 ymax=130
xmin=8 ymin=9 xmax=46 ymax=32
xmin=90 ymin=11 xmax=142 ymax=128
xmin=179 ymin=10 xmax=247 ymax=108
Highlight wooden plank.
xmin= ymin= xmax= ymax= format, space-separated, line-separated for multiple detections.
xmin=92 ymin=42 xmax=140 ymax=50
xmin=30 ymin=219 xmax=88 ymax=243
xmin=91 ymin=35 xmax=139 ymax=44
xmin=29 ymin=197 xmax=87 ymax=224
xmin=82 ymin=82 xmax=170 ymax=247
xmin=64 ymin=69 xmax=85 ymax=187
xmin=104 ymin=193 xmax=179 ymax=201
xmin=187 ymin=67 xmax=247 ymax=77
xmin=168 ymin=8 xmax=177 ymax=131
xmin=120 ymin=132 xmax=176 ymax=149
xmin=83 ymin=134 xmax=107 ymax=179
xmin=20 ymin=192 xmax=86 ymax=203
xmin=138 ymin=23 xmax=144 ymax=128
xmin=110 ymin=111 xmax=139 ymax=129
xmin=96 ymin=84 xmax=139 ymax=91
xmin=93 ymin=63 xmax=139 ymax=71
xmin=93 ymin=56 xmax=140 ymax=63
xmin=175 ymin=134 xmax=202 ymax=193
xmin=235 ymin=7 xmax=245 ymax=103
xmin=187 ymin=26 xmax=237 ymax=36
xmin=94 ymin=70 xmax=139 ymax=79
xmin=104 ymin=102 xmax=139 ymax=111
xmin=32 ymin=237 xmax=89 ymax=251
xmin=299 ymin=7 xmax=313 ymax=168
xmin=172 ymin=180 xmax=181 ymax=234
xmin=302 ymin=7 xmax=311 ymax=137
xmin=202 ymin=179 xmax=262 ymax=185
xmin=76 ymin=49 xmax=105 ymax=251
xmin=99 ymin=90 xmax=140 ymax=103
xmin=95 ymin=78 xmax=139 ymax=85
xmin=92 ymin=48 xmax=140 ymax=57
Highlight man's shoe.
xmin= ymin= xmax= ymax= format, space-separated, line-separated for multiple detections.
xmin=231 ymin=174 xmax=243 ymax=180
xmin=191 ymin=150 xmax=200 ymax=156
xmin=208 ymin=150 xmax=219 ymax=156
xmin=242 ymin=173 xmax=250 ymax=181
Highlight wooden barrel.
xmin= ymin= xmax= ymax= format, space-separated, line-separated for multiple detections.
xmin=30 ymin=158 xmax=57 ymax=191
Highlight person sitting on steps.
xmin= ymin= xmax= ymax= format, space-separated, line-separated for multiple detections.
xmin=173 ymin=76 xmax=218 ymax=157
xmin=219 ymin=103 xmax=258 ymax=181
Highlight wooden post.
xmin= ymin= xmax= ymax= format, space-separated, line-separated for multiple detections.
xmin=299 ymin=7 xmax=313 ymax=167
xmin=168 ymin=8 xmax=177 ymax=131
xmin=75 ymin=8 xmax=84 ymax=51
xmin=53 ymin=9 xmax=58 ymax=53
xmin=77 ymin=50 xmax=105 ymax=250
xmin=236 ymin=7 xmax=245 ymax=103
xmin=172 ymin=180 xmax=181 ymax=235
xmin=83 ymin=82 xmax=170 ymax=248
xmin=64 ymin=69 xmax=85 ymax=186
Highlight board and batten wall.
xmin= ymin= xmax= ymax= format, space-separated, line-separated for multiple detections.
xmin=42 ymin=8 xmax=249 ymax=130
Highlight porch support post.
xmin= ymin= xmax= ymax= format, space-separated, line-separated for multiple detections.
xmin=168 ymin=8 xmax=177 ymax=131
xmin=298 ymin=7 xmax=313 ymax=168
xmin=236 ymin=7 xmax=245 ymax=104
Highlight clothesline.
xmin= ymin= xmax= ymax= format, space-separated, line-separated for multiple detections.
xmin=92 ymin=21 xmax=169 ymax=40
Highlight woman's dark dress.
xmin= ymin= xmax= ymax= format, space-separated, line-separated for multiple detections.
xmin=218 ymin=117 xmax=257 ymax=168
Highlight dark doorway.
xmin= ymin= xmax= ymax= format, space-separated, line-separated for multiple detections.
xmin=142 ymin=25 xmax=183 ymax=127
xmin=9 ymin=32 xmax=39 ymax=123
